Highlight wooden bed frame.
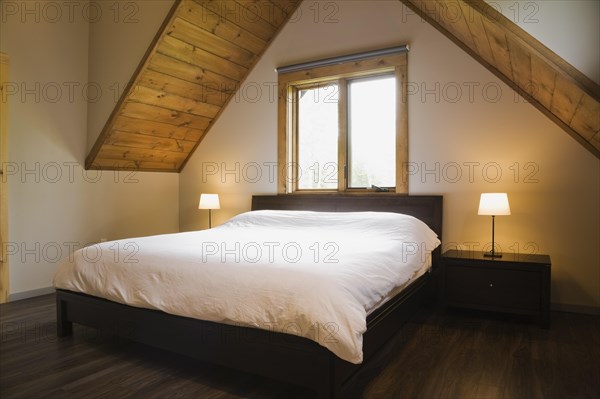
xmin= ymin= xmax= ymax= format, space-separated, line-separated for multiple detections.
xmin=56 ymin=194 xmax=443 ymax=398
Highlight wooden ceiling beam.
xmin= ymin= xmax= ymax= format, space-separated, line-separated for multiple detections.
xmin=399 ymin=0 xmax=600 ymax=158
xmin=86 ymin=0 xmax=302 ymax=172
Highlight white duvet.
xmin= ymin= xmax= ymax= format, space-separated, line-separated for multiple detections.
xmin=54 ymin=210 xmax=440 ymax=364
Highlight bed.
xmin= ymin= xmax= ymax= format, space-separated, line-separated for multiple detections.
xmin=55 ymin=194 xmax=443 ymax=398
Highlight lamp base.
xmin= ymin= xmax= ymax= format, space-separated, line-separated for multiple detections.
xmin=483 ymin=251 xmax=503 ymax=258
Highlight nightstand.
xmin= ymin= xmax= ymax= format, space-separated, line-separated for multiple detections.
xmin=441 ymin=250 xmax=551 ymax=328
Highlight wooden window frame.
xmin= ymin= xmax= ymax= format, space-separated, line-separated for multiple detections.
xmin=277 ymin=50 xmax=408 ymax=194
xmin=0 ymin=52 xmax=9 ymax=303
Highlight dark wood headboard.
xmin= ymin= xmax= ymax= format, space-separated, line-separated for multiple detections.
xmin=251 ymin=194 xmax=443 ymax=240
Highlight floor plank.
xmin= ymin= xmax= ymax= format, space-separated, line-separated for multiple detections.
xmin=1 ymin=295 xmax=598 ymax=398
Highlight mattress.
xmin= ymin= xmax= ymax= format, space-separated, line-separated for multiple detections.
xmin=367 ymin=254 xmax=432 ymax=316
xmin=54 ymin=210 xmax=440 ymax=364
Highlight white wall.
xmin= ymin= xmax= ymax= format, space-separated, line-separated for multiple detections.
xmin=0 ymin=0 xmax=179 ymax=298
xmin=179 ymin=0 xmax=600 ymax=309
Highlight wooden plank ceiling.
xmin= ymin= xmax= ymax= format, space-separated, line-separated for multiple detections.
xmin=86 ymin=0 xmax=302 ymax=172
xmin=87 ymin=0 xmax=600 ymax=171
xmin=399 ymin=0 xmax=600 ymax=158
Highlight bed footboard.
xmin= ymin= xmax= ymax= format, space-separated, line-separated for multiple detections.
xmin=55 ymin=269 xmax=435 ymax=398
xmin=55 ymin=289 xmax=343 ymax=397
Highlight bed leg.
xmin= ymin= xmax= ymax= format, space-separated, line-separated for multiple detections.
xmin=314 ymin=359 xmax=339 ymax=399
xmin=58 ymin=319 xmax=73 ymax=337
xmin=315 ymin=384 xmax=335 ymax=399
xmin=56 ymin=296 xmax=73 ymax=337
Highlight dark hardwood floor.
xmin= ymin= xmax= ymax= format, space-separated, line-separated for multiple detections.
xmin=1 ymin=294 xmax=598 ymax=398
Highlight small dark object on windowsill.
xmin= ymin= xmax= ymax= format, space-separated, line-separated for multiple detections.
xmin=371 ymin=185 xmax=389 ymax=192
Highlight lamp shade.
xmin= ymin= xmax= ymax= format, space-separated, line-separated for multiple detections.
xmin=198 ymin=194 xmax=220 ymax=210
xmin=478 ymin=193 xmax=511 ymax=216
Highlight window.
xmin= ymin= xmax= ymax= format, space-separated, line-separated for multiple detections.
xmin=297 ymin=84 xmax=339 ymax=190
xmin=277 ymin=47 xmax=408 ymax=194
xmin=348 ymin=75 xmax=396 ymax=188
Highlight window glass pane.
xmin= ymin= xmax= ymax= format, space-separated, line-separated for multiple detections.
xmin=297 ymin=84 xmax=339 ymax=190
xmin=348 ymin=75 xmax=396 ymax=188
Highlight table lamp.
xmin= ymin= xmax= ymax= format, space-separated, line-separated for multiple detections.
xmin=478 ymin=193 xmax=511 ymax=258
xmin=199 ymin=194 xmax=220 ymax=228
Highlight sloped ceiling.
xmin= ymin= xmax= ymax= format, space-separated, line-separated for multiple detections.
xmin=86 ymin=0 xmax=302 ymax=172
xmin=87 ymin=0 xmax=599 ymax=172
xmin=399 ymin=0 xmax=600 ymax=158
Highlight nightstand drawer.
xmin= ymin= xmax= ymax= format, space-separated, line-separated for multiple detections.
xmin=445 ymin=265 xmax=541 ymax=311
